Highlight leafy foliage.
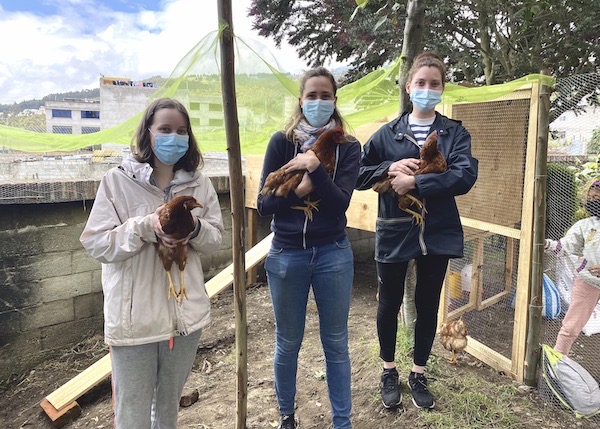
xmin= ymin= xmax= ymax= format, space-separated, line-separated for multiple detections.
xmin=249 ymin=0 xmax=600 ymax=84
xmin=587 ymin=127 xmax=600 ymax=155
xmin=546 ymin=163 xmax=579 ymax=240
xmin=249 ymin=0 xmax=406 ymax=83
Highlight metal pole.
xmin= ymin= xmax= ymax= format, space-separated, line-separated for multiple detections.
xmin=217 ymin=1 xmax=248 ymax=425
xmin=524 ymin=70 xmax=552 ymax=386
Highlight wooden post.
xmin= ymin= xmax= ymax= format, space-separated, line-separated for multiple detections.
xmin=524 ymin=72 xmax=552 ymax=386
xmin=511 ymin=82 xmax=542 ymax=381
xmin=217 ymin=2 xmax=247 ymax=427
xmin=246 ymin=208 xmax=258 ymax=285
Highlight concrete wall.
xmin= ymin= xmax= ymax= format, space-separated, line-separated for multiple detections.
xmin=0 ymin=175 xmax=374 ymax=383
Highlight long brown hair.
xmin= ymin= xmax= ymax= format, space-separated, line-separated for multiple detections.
xmin=284 ymin=67 xmax=347 ymax=141
xmin=406 ymin=52 xmax=447 ymax=86
xmin=131 ymin=98 xmax=203 ymax=172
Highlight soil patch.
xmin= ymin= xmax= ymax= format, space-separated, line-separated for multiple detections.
xmin=0 ymin=260 xmax=586 ymax=428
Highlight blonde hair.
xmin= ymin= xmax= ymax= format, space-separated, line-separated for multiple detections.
xmin=407 ymin=52 xmax=447 ymax=86
xmin=284 ymin=66 xmax=347 ymax=141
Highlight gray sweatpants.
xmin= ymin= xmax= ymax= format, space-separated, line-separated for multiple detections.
xmin=109 ymin=329 xmax=202 ymax=429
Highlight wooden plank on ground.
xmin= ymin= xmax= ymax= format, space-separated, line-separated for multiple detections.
xmin=40 ymin=399 xmax=81 ymax=427
xmin=465 ymin=336 xmax=512 ymax=376
xmin=205 ymin=232 xmax=273 ymax=297
xmin=44 ymin=355 xmax=111 ymax=412
xmin=41 ymin=232 xmax=274 ymax=422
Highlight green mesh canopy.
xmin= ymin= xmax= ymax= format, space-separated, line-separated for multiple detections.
xmin=0 ymin=31 xmax=555 ymax=155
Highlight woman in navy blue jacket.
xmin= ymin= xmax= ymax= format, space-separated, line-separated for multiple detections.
xmin=356 ymin=52 xmax=478 ymax=411
xmin=257 ymin=67 xmax=360 ymax=429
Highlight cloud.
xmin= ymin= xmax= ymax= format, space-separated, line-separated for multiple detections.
xmin=0 ymin=0 xmax=311 ymax=104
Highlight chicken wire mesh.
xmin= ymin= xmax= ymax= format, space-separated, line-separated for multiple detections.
xmin=438 ymin=94 xmax=530 ymax=369
xmin=538 ymin=72 xmax=600 ymax=423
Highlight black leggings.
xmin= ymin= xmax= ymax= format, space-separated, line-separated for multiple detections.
xmin=376 ymin=255 xmax=449 ymax=366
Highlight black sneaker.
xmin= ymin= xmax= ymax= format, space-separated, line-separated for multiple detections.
xmin=408 ymin=371 xmax=435 ymax=409
xmin=380 ymin=367 xmax=402 ymax=408
xmin=277 ymin=413 xmax=298 ymax=429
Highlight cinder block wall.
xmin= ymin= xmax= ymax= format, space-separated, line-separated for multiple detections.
xmin=0 ymin=176 xmax=233 ymax=383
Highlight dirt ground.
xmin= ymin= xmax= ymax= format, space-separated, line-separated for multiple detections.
xmin=0 ymin=259 xmax=590 ymax=429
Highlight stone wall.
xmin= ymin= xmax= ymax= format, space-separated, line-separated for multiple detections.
xmin=0 ymin=175 xmax=374 ymax=383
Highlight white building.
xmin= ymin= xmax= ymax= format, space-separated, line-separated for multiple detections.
xmin=550 ymin=105 xmax=600 ymax=155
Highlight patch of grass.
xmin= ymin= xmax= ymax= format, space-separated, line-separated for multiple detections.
xmin=381 ymin=325 xmax=536 ymax=428
xmin=418 ymin=375 xmax=526 ymax=428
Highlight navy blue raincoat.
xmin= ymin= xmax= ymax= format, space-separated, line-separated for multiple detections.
xmin=356 ymin=112 xmax=478 ymax=262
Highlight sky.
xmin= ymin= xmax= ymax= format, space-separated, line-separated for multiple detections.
xmin=0 ymin=0 xmax=317 ymax=105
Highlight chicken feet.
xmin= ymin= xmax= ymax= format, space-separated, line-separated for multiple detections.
xmin=291 ymin=200 xmax=320 ymax=221
xmin=166 ymin=270 xmax=188 ymax=303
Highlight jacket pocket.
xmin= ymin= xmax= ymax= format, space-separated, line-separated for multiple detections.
xmin=375 ymin=217 xmax=416 ymax=261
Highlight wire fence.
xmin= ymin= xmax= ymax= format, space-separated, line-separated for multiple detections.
xmin=538 ymin=72 xmax=600 ymax=423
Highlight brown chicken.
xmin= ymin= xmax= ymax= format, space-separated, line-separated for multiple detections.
xmin=260 ymin=126 xmax=345 ymax=220
xmin=440 ymin=317 xmax=468 ymax=364
xmin=155 ymin=195 xmax=202 ymax=302
xmin=372 ymin=130 xmax=446 ymax=225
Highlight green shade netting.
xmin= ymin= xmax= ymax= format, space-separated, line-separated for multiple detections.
xmin=0 ymin=31 xmax=555 ymax=154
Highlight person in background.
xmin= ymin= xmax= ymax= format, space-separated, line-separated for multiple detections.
xmin=355 ymin=52 xmax=478 ymax=410
xmin=80 ymin=98 xmax=224 ymax=429
xmin=545 ymin=180 xmax=600 ymax=356
xmin=257 ymin=67 xmax=360 ymax=429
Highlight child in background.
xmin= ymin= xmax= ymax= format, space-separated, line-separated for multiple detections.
xmin=545 ymin=180 xmax=600 ymax=355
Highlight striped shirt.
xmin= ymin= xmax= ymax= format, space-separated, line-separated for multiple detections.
xmin=409 ymin=114 xmax=435 ymax=147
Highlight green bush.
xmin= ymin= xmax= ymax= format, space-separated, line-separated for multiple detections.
xmin=546 ymin=163 xmax=579 ymax=240
xmin=587 ymin=127 xmax=600 ymax=155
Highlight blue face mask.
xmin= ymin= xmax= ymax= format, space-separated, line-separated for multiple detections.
xmin=149 ymin=130 xmax=189 ymax=165
xmin=410 ymin=89 xmax=442 ymax=112
xmin=302 ymin=99 xmax=335 ymax=128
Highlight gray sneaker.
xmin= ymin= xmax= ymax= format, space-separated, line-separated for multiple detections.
xmin=380 ymin=367 xmax=402 ymax=408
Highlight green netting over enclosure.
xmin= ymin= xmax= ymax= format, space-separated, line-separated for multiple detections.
xmin=0 ymin=30 xmax=555 ymax=154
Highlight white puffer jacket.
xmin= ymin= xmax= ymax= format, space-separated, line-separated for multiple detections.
xmin=546 ymin=216 xmax=600 ymax=289
xmin=80 ymin=157 xmax=224 ymax=346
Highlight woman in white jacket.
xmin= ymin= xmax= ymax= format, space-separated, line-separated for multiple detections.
xmin=545 ymin=180 xmax=600 ymax=356
xmin=80 ymin=98 xmax=223 ymax=429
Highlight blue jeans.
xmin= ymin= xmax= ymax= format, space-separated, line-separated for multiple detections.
xmin=265 ymin=238 xmax=353 ymax=429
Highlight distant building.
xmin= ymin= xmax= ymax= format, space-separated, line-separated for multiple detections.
xmin=44 ymin=98 xmax=102 ymax=135
xmin=99 ymin=76 xmax=158 ymax=129
xmin=551 ymin=106 xmax=600 ymax=155
xmin=44 ymin=77 xmax=158 ymax=136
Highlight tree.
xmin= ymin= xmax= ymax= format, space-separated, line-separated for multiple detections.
xmin=5 ymin=112 xmax=45 ymax=132
xmin=588 ymin=127 xmax=600 ymax=155
xmin=397 ymin=0 xmax=426 ymax=113
xmin=249 ymin=0 xmax=600 ymax=84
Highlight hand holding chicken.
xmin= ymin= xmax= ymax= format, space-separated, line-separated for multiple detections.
xmin=372 ymin=130 xmax=446 ymax=225
xmin=152 ymin=195 xmax=202 ymax=302
xmin=261 ymin=126 xmax=345 ymax=220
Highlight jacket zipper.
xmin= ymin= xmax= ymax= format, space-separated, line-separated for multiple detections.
xmin=301 ymin=145 xmax=340 ymax=249
xmin=406 ymin=133 xmax=426 ymax=254
xmin=302 ymin=195 xmax=309 ymax=249
xmin=405 ymin=134 xmax=420 ymax=148
xmin=419 ymin=197 xmax=427 ymax=255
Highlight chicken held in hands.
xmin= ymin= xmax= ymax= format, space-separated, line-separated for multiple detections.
xmin=440 ymin=317 xmax=468 ymax=364
xmin=372 ymin=130 xmax=446 ymax=225
xmin=155 ymin=195 xmax=202 ymax=302
xmin=260 ymin=126 xmax=346 ymax=220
